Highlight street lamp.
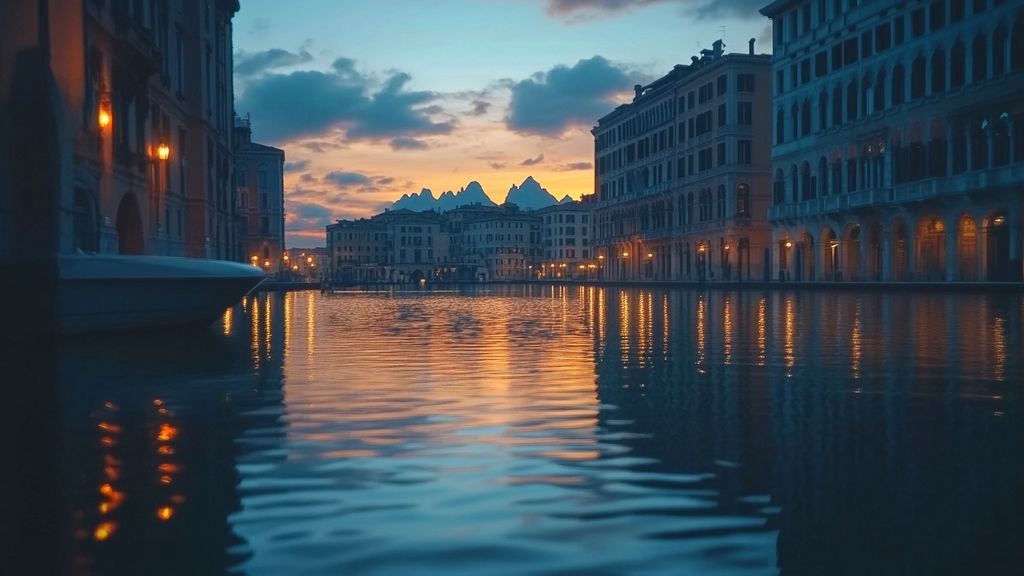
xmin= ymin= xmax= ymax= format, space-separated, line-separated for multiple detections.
xmin=156 ymin=142 xmax=170 ymax=161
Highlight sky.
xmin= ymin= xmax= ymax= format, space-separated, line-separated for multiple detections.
xmin=232 ymin=0 xmax=772 ymax=247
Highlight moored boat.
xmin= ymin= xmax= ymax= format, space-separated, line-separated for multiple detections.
xmin=58 ymin=254 xmax=265 ymax=334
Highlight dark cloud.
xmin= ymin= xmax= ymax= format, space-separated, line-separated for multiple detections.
xmin=389 ymin=137 xmax=429 ymax=151
xmin=300 ymin=173 xmax=317 ymax=183
xmin=468 ymin=100 xmax=491 ymax=116
xmin=377 ymin=176 xmax=396 ymax=186
xmin=234 ymin=48 xmax=313 ymax=78
xmin=521 ymin=154 xmax=545 ymax=166
xmin=556 ymin=161 xmax=594 ymax=171
xmin=546 ymin=0 xmax=765 ymax=20
xmin=546 ymin=0 xmax=669 ymax=17
xmin=284 ymin=160 xmax=310 ymax=172
xmin=325 ymin=171 xmax=372 ymax=188
xmin=285 ymin=201 xmax=335 ymax=236
xmin=505 ymin=56 xmax=637 ymax=137
xmin=489 ymin=162 xmax=507 ymax=170
xmin=298 ymin=140 xmax=345 ymax=153
xmin=235 ymin=62 xmax=455 ymax=144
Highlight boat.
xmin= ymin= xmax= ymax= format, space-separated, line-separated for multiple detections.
xmin=58 ymin=254 xmax=266 ymax=334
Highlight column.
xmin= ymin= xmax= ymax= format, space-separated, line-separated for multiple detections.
xmin=945 ymin=212 xmax=958 ymax=282
xmin=670 ymin=241 xmax=679 ymax=280
xmin=881 ymin=221 xmax=893 ymax=281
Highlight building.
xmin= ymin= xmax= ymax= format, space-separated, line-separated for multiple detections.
xmin=592 ymin=40 xmax=774 ymax=282
xmin=66 ymin=0 xmax=240 ymax=260
xmin=233 ymin=115 xmax=284 ymax=274
xmin=448 ymin=203 xmax=541 ymax=281
xmin=0 ymin=0 xmax=241 ymax=262
xmin=760 ymin=0 xmax=1024 ymax=281
xmin=536 ymin=200 xmax=596 ymax=280
xmin=376 ymin=209 xmax=453 ymax=283
xmin=282 ymin=247 xmax=324 ymax=282
xmin=325 ymin=217 xmax=389 ymax=283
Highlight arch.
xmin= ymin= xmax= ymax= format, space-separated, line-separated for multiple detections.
xmin=801 ymin=99 xmax=811 ymax=136
xmin=931 ymin=48 xmax=946 ymax=94
xmin=911 ymin=55 xmax=926 ymax=99
xmin=892 ymin=218 xmax=908 ymax=281
xmin=791 ymin=102 xmax=800 ymax=139
xmin=115 ymin=193 xmax=144 ymax=255
xmin=801 ymin=160 xmax=812 ymax=200
xmin=891 ymin=63 xmax=905 ymax=105
xmin=796 ymin=231 xmax=815 ymax=281
xmin=821 ymin=226 xmax=839 ymax=280
xmin=773 ymin=169 xmax=785 ymax=204
xmin=846 ymin=78 xmax=858 ymax=122
xmin=985 ymin=212 xmax=1011 ymax=280
xmin=874 ymin=67 xmax=887 ymax=112
xmin=790 ymin=164 xmax=799 ymax=203
xmin=819 ymin=89 xmax=829 ymax=130
xmin=1012 ymin=14 xmax=1024 ymax=70
xmin=861 ymin=72 xmax=873 ymax=115
xmin=969 ymin=34 xmax=984 ymax=83
xmin=957 ymin=214 xmax=979 ymax=280
xmin=841 ymin=223 xmax=861 ymax=281
xmin=993 ymin=25 xmax=1008 ymax=77
xmin=818 ymin=156 xmax=829 ymax=197
xmin=736 ymin=183 xmax=750 ymax=217
xmin=916 ymin=216 xmax=946 ymax=281
xmin=866 ymin=223 xmax=884 ymax=281
xmin=947 ymin=41 xmax=964 ymax=89
xmin=832 ymin=83 xmax=843 ymax=125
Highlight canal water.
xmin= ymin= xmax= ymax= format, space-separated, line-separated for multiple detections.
xmin=58 ymin=286 xmax=1023 ymax=575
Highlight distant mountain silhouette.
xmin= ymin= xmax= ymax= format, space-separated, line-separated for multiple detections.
xmin=502 ymin=176 xmax=559 ymax=210
xmin=392 ymin=181 xmax=498 ymax=212
xmin=391 ymin=177 xmax=565 ymax=212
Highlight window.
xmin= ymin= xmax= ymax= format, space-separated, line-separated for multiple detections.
xmin=776 ymin=108 xmax=785 ymax=144
xmin=831 ymin=43 xmax=843 ymax=71
xmin=876 ymin=23 xmax=891 ymax=52
xmin=736 ymin=184 xmax=750 ymax=217
xmin=929 ymin=0 xmax=945 ymax=31
xmin=718 ymin=103 xmax=727 ymax=126
xmin=911 ymin=8 xmax=925 ymax=38
xmin=717 ymin=142 xmax=726 ymax=166
xmin=698 ymin=148 xmax=712 ymax=171
xmin=844 ymin=38 xmax=859 ymax=65
xmin=235 ymin=168 xmax=247 ymax=187
xmin=950 ymin=0 xmax=964 ymax=22
xmin=738 ymin=102 xmax=753 ymax=125
xmin=800 ymin=58 xmax=811 ymax=85
xmin=260 ymin=217 xmax=269 ymax=234
xmin=717 ymin=74 xmax=727 ymax=96
xmin=861 ymin=31 xmax=873 ymax=59
xmin=894 ymin=16 xmax=905 ymax=45
xmin=737 ymin=140 xmax=752 ymax=164
xmin=737 ymin=73 xmax=755 ymax=92
xmin=776 ymin=70 xmax=784 ymax=95
xmin=257 ymin=166 xmax=268 ymax=189
xmin=815 ymin=51 xmax=828 ymax=77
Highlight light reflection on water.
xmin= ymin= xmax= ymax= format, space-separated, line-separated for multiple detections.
xmin=57 ymin=286 xmax=1024 ymax=575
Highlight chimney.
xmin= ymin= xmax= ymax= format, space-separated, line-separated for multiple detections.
xmin=691 ymin=56 xmax=700 ymax=65
xmin=713 ymin=39 xmax=724 ymax=58
xmin=633 ymin=84 xmax=643 ymax=100
xmin=749 ymin=38 xmax=756 ymax=55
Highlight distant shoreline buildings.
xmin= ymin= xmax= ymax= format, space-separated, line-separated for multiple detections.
xmin=328 ymin=0 xmax=1023 ymax=286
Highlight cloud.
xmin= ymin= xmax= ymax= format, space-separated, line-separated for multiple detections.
xmin=489 ymin=162 xmax=507 ymax=170
xmin=300 ymin=173 xmax=317 ymax=183
xmin=325 ymin=171 xmax=372 ymax=188
xmin=298 ymin=140 xmax=345 ymax=153
xmin=468 ymin=100 xmax=491 ymax=116
xmin=556 ymin=161 xmax=594 ymax=171
xmin=389 ymin=137 xmax=429 ymax=151
xmin=376 ymin=176 xmax=396 ymax=185
xmin=234 ymin=48 xmax=313 ymax=78
xmin=545 ymin=0 xmax=764 ymax=20
xmin=505 ymin=56 xmax=637 ymax=137
xmin=521 ymin=154 xmax=545 ymax=166
xmin=285 ymin=201 xmax=335 ymax=235
xmin=235 ymin=60 xmax=455 ymax=144
xmin=284 ymin=160 xmax=310 ymax=172
xmin=546 ymin=0 xmax=669 ymax=18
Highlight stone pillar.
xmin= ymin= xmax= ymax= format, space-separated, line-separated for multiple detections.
xmin=670 ymin=242 xmax=679 ymax=280
xmin=945 ymin=212 xmax=958 ymax=282
xmin=881 ymin=221 xmax=893 ymax=281
xmin=905 ymin=219 xmax=917 ymax=281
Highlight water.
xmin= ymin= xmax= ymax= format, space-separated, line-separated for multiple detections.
xmin=56 ymin=286 xmax=1023 ymax=575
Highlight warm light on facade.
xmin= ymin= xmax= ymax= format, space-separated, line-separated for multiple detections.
xmin=157 ymin=506 xmax=175 ymax=521
xmin=646 ymin=252 xmax=653 ymax=258
xmin=98 ymin=107 xmax=111 ymax=130
xmin=698 ymin=245 xmax=706 ymax=253
xmin=993 ymin=215 xmax=1006 ymax=226
xmin=156 ymin=143 xmax=170 ymax=161
xmin=622 ymin=252 xmax=629 ymax=258
xmin=784 ymin=240 xmax=793 ymax=248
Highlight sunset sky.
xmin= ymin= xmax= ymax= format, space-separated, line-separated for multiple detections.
xmin=232 ymin=0 xmax=771 ymax=246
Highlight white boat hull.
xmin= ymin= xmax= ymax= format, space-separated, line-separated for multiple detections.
xmin=58 ymin=255 xmax=265 ymax=334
